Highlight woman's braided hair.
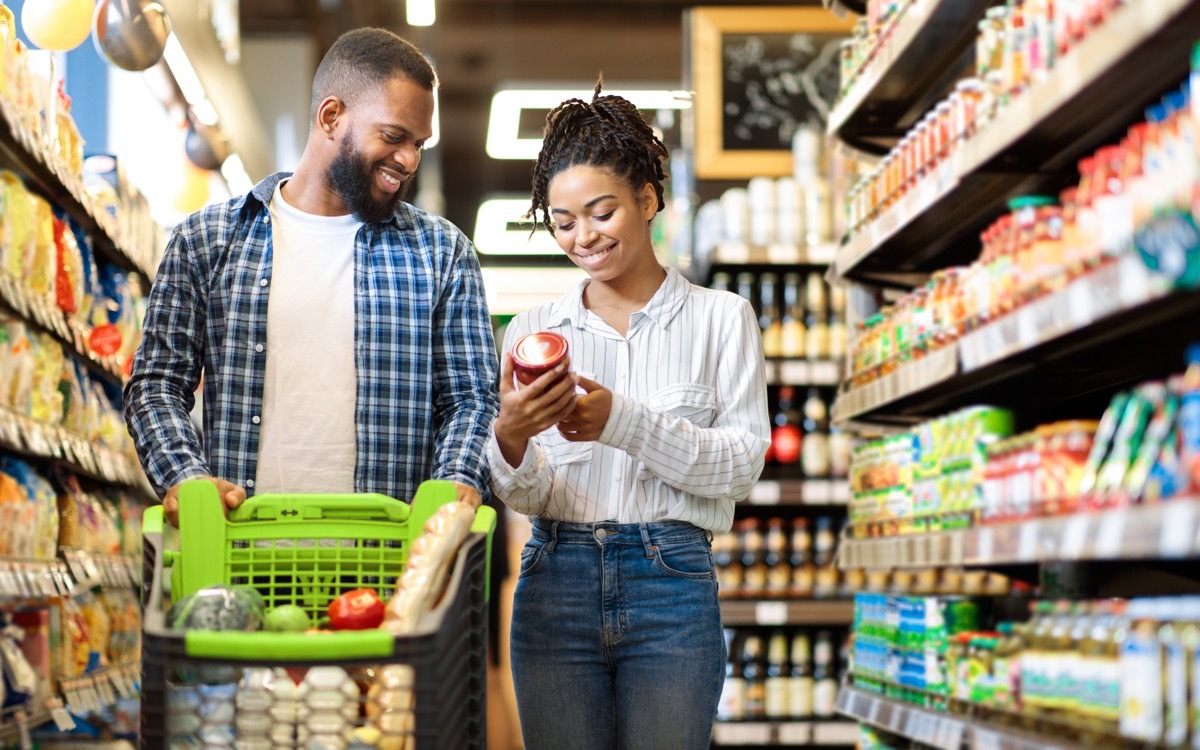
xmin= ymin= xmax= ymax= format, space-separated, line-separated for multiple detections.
xmin=528 ymin=76 xmax=669 ymax=233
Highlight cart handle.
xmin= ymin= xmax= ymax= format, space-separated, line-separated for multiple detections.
xmin=226 ymin=492 xmax=412 ymax=523
xmin=184 ymin=629 xmax=395 ymax=660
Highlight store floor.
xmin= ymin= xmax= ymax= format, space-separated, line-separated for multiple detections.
xmin=488 ymin=510 xmax=530 ymax=750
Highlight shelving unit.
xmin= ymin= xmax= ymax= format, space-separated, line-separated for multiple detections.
xmin=0 ymin=404 xmax=147 ymax=492
xmin=712 ymin=720 xmax=859 ymax=747
xmin=828 ymin=0 xmax=990 ymax=153
xmin=0 ymin=98 xmax=152 ymax=279
xmin=720 ymin=599 xmax=855 ymax=627
xmin=833 ymin=0 xmax=1200 ymax=285
xmin=747 ymin=479 xmax=849 ymax=506
xmin=836 ymin=686 xmax=1089 ymax=750
xmin=824 ymin=0 xmax=1200 ymax=747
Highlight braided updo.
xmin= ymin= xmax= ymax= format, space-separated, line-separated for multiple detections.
xmin=528 ymin=76 xmax=670 ymax=233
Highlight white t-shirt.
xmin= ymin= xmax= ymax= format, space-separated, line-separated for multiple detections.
xmin=254 ymin=182 xmax=362 ymax=494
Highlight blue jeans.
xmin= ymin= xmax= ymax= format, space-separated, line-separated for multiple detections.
xmin=510 ymin=518 xmax=725 ymax=750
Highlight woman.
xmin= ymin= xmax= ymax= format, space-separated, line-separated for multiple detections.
xmin=487 ymin=79 xmax=770 ymax=750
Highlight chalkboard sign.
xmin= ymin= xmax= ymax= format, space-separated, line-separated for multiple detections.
xmin=691 ymin=7 xmax=852 ymax=179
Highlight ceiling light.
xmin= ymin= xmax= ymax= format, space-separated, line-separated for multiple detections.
xmin=486 ymin=88 xmax=692 ymax=160
xmin=163 ymin=33 xmax=220 ymax=125
xmin=407 ymin=0 xmax=435 ymax=26
xmin=473 ymin=197 xmax=559 ymax=256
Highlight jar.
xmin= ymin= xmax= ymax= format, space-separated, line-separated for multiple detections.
xmin=511 ymin=332 xmax=569 ymax=385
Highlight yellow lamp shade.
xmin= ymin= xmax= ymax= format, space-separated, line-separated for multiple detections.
xmin=171 ymin=161 xmax=211 ymax=215
xmin=22 ymin=0 xmax=95 ymax=51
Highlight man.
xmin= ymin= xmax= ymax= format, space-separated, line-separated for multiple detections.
xmin=124 ymin=28 xmax=498 ymax=525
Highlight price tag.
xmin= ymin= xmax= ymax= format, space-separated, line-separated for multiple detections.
xmin=805 ymin=481 xmax=832 ymax=504
xmin=778 ymin=722 xmax=813 ymax=743
xmin=810 ymin=360 xmax=840 ymax=384
xmin=715 ymin=242 xmax=750 ymax=263
xmin=767 ymin=243 xmax=801 ymax=264
xmin=973 ymin=727 xmax=1001 ymax=750
xmin=48 ymin=701 xmax=75 ymax=732
xmin=1061 ymin=515 xmax=1090 ymax=558
xmin=755 ymin=601 xmax=788 ymax=625
xmin=749 ymin=482 xmax=781 ymax=505
xmin=63 ymin=687 xmax=84 ymax=716
xmin=1159 ymin=502 xmax=1196 ymax=558
xmin=940 ymin=718 xmax=965 ymax=750
xmin=1067 ymin=279 xmax=1094 ymax=327
xmin=15 ymin=708 xmax=31 ymax=750
xmin=975 ymin=527 xmax=994 ymax=562
xmin=1018 ymin=521 xmax=1040 ymax=560
xmin=779 ymin=360 xmax=809 ymax=384
xmin=867 ymin=695 xmax=881 ymax=724
xmin=1095 ymin=510 xmax=1127 ymax=558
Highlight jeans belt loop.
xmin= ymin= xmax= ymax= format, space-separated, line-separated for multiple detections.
xmin=547 ymin=519 xmax=559 ymax=554
xmin=639 ymin=524 xmax=655 ymax=558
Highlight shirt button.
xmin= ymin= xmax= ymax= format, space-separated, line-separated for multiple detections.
xmin=246 ymin=479 xmax=255 ymax=488
xmin=595 ymin=528 xmax=607 ymax=541
xmin=251 ymin=415 xmax=261 ymax=424
xmin=255 ymin=344 xmax=264 ymax=353
xmin=264 ymin=216 xmax=270 ymax=223
xmin=259 ymin=278 xmax=268 ymax=287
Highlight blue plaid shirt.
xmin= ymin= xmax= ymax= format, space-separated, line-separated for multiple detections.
xmin=124 ymin=172 xmax=499 ymax=501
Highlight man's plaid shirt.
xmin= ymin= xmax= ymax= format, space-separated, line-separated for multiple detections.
xmin=124 ymin=172 xmax=499 ymax=501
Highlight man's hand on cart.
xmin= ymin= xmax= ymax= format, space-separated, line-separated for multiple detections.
xmin=451 ymin=481 xmax=482 ymax=509
xmin=164 ymin=476 xmax=246 ymax=526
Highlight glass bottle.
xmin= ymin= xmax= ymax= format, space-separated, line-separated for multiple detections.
xmin=780 ymin=272 xmax=807 ymax=359
xmin=742 ymin=634 xmax=767 ymax=720
xmin=813 ymin=630 xmax=838 ymax=717
xmin=789 ymin=631 xmax=814 ymax=719
xmin=788 ymin=518 xmax=815 ymax=598
xmin=759 ymin=272 xmax=783 ymax=358
xmin=764 ymin=631 xmax=791 ymax=719
xmin=717 ymin=629 xmax=745 ymax=721
xmin=763 ymin=518 xmax=790 ymax=599
xmin=771 ymin=386 xmax=802 ymax=466
xmin=801 ymin=387 xmax=831 ymax=479
xmin=804 ymin=272 xmax=829 ymax=362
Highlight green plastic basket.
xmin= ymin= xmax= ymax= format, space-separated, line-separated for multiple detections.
xmin=142 ymin=478 xmax=495 ymax=661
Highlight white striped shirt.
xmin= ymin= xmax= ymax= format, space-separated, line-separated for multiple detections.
xmin=487 ymin=266 xmax=770 ymax=532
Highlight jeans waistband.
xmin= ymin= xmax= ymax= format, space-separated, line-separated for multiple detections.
xmin=531 ymin=517 xmax=711 ymax=552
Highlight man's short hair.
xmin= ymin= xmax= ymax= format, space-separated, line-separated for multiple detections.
xmin=310 ymin=28 xmax=438 ymax=119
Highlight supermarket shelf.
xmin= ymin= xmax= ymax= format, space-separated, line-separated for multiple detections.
xmin=0 ymin=707 xmax=52 ymax=746
xmin=0 ymin=552 xmax=140 ymax=602
xmin=831 ymin=255 xmax=1199 ymax=426
xmin=764 ymin=360 xmax=842 ymax=387
xmin=0 ymin=405 xmax=147 ymax=492
xmin=834 ymin=0 xmax=1200 ymax=284
xmin=0 ymin=268 xmax=127 ymax=383
xmin=720 ymin=598 xmax=855 ymax=627
xmin=0 ymin=98 xmax=153 ymax=280
xmin=828 ymin=0 xmax=990 ymax=151
xmin=838 ymin=531 xmax=964 ymax=571
xmin=965 ymin=498 xmax=1200 ymax=565
xmin=748 ymin=479 xmax=850 ymax=506
xmin=841 ymin=498 xmax=1200 ymax=570
xmin=712 ymin=242 xmax=837 ymax=267
xmin=837 ymin=685 xmax=1089 ymax=750
xmin=712 ymin=720 xmax=858 ymax=747
xmin=831 ymin=344 xmax=957 ymax=425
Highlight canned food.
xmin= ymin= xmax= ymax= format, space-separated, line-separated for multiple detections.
xmin=511 ymin=332 xmax=569 ymax=385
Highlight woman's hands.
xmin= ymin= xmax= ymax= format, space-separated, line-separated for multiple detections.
xmin=494 ymin=353 xmax=579 ymax=467
xmin=557 ymin=376 xmax=612 ymax=442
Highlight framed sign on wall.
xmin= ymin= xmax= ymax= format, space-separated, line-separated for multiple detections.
xmin=690 ymin=7 xmax=852 ymax=179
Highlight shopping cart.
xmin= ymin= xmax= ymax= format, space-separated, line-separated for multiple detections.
xmin=139 ymin=478 xmax=495 ymax=749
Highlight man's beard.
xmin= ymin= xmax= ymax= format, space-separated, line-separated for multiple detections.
xmin=326 ymin=135 xmax=413 ymax=223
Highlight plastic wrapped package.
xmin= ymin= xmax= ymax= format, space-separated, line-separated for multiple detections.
xmin=29 ymin=332 xmax=64 ymax=424
xmin=0 ymin=317 xmax=34 ymax=411
xmin=382 ymin=501 xmax=474 ymax=634
xmin=76 ymin=591 xmax=113 ymax=667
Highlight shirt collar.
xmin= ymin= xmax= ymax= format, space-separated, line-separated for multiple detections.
xmin=247 ymin=171 xmax=405 ymax=228
xmin=546 ymin=266 xmax=691 ymax=332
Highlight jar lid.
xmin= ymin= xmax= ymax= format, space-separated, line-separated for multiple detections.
xmin=512 ymin=332 xmax=569 ymax=369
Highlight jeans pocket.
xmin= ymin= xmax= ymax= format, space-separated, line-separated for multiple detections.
xmin=651 ymin=539 xmax=714 ymax=580
xmin=519 ymin=538 xmax=550 ymax=576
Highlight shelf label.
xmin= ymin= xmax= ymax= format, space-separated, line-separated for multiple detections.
xmin=749 ymin=482 xmax=781 ymax=505
xmin=779 ymin=360 xmax=809 ymax=384
xmin=1095 ymin=510 xmax=1127 ymax=558
xmin=1018 ymin=521 xmax=1040 ymax=560
xmin=755 ymin=601 xmax=788 ymax=625
xmin=1061 ymin=515 xmax=1089 ymax=558
xmin=1159 ymin=502 xmax=1196 ymax=558
xmin=778 ymin=722 xmax=813 ymax=743
xmin=975 ymin=527 xmax=994 ymax=562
